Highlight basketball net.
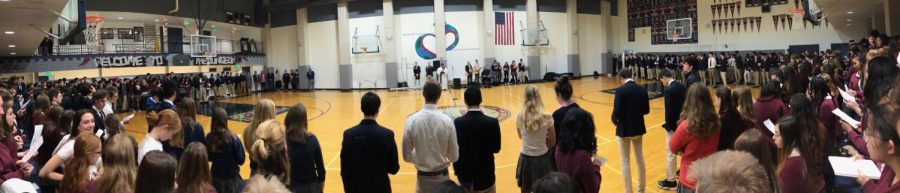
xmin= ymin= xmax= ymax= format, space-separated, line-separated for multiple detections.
xmin=533 ymin=36 xmax=541 ymax=46
xmin=85 ymin=16 xmax=105 ymax=53
xmin=672 ymin=31 xmax=681 ymax=43
xmin=362 ymin=47 xmax=368 ymax=53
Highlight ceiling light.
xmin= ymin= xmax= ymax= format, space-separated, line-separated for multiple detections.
xmin=9 ymin=53 xmax=15 ymax=55
xmin=847 ymin=19 xmax=853 ymax=22
xmin=154 ymin=19 xmax=159 ymax=22
xmin=7 ymin=45 xmax=14 ymax=48
xmin=117 ymin=17 xmax=123 ymax=20
xmin=847 ymin=11 xmax=854 ymax=14
xmin=0 ymin=0 xmax=10 ymax=2
xmin=3 ymin=31 xmax=12 ymax=35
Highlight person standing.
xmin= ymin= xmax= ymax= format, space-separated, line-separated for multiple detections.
xmin=503 ymin=62 xmax=511 ymax=84
xmin=307 ymin=68 xmax=316 ymax=91
xmin=518 ymin=59 xmax=527 ymax=83
xmin=611 ymin=69 xmax=649 ymax=193
xmin=707 ymin=53 xmax=719 ymax=86
xmin=669 ymin=83 xmax=722 ymax=193
xmin=341 ymin=92 xmax=400 ymax=193
xmin=402 ymin=80 xmax=459 ymax=193
xmin=285 ymin=104 xmax=325 ymax=192
xmin=516 ymin=85 xmax=556 ymax=193
xmin=656 ymin=69 xmax=685 ymax=190
xmin=554 ymin=108 xmax=601 ymax=193
xmin=453 ymin=87 xmax=501 ymax=193
xmin=511 ymin=61 xmax=519 ymax=84
xmin=282 ymin=70 xmax=291 ymax=91
xmin=465 ymin=61 xmax=473 ymax=84
xmin=413 ymin=62 xmax=422 ymax=88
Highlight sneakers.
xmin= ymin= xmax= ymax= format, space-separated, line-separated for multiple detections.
xmin=657 ymin=180 xmax=677 ymax=190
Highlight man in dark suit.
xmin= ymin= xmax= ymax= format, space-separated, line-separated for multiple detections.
xmin=453 ymin=87 xmax=501 ymax=192
xmin=656 ymin=69 xmax=686 ymax=190
xmin=90 ymin=90 xmax=108 ymax=137
xmin=611 ymin=69 xmax=649 ymax=193
xmin=682 ymin=57 xmax=702 ymax=87
xmin=341 ymin=92 xmax=400 ymax=193
xmin=156 ymin=79 xmax=178 ymax=112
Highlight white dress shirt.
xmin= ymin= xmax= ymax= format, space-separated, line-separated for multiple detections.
xmin=402 ymin=104 xmax=460 ymax=172
xmin=708 ymin=57 xmax=717 ymax=69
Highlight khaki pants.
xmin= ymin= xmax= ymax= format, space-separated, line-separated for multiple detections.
xmin=699 ymin=70 xmax=707 ymax=85
xmin=708 ymin=69 xmax=720 ymax=85
xmin=619 ymin=136 xmax=646 ymax=193
xmin=665 ymin=131 xmax=677 ymax=182
xmin=720 ymin=71 xmax=728 ymax=87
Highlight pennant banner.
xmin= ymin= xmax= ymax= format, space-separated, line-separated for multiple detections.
xmin=773 ymin=15 xmax=779 ymax=31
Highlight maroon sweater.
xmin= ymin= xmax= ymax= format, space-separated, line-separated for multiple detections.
xmin=0 ymin=136 xmax=23 ymax=181
xmin=554 ymin=147 xmax=600 ymax=193
xmin=818 ymin=98 xmax=838 ymax=152
xmin=753 ymin=96 xmax=790 ymax=137
xmin=779 ymin=156 xmax=825 ymax=193
xmin=864 ymin=166 xmax=900 ymax=193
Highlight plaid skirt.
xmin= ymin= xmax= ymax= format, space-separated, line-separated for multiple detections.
xmin=516 ymin=150 xmax=556 ymax=192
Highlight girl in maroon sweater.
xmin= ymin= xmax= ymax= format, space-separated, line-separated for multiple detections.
xmin=555 ymin=108 xmax=601 ymax=193
xmin=857 ymin=106 xmax=900 ymax=192
xmin=669 ymin=84 xmax=721 ymax=192
xmin=774 ymin=114 xmax=825 ymax=193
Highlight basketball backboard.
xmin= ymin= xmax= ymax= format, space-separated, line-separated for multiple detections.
xmin=191 ymin=35 xmax=217 ymax=57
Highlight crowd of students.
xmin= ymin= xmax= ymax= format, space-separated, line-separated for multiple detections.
xmin=0 ymin=30 xmax=896 ymax=193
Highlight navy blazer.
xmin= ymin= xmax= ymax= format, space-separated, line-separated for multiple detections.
xmin=611 ymin=81 xmax=650 ymax=137
xmin=453 ymin=110 xmax=502 ymax=190
xmin=663 ymin=81 xmax=686 ymax=132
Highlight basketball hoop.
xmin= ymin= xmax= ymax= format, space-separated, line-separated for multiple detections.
xmin=85 ymin=16 xmax=105 ymax=53
xmin=672 ymin=31 xmax=681 ymax=42
xmin=361 ymin=47 xmax=368 ymax=53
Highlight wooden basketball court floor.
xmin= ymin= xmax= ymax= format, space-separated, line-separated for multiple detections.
xmin=121 ymin=76 xmax=756 ymax=193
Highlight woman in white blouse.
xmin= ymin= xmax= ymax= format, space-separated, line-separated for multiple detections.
xmin=515 ymin=85 xmax=557 ymax=193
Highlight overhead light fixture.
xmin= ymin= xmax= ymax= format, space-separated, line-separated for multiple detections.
xmin=9 ymin=52 xmax=15 ymax=55
xmin=847 ymin=19 xmax=853 ymax=22
xmin=3 ymin=31 xmax=12 ymax=35
xmin=117 ymin=17 xmax=123 ymax=20
xmin=0 ymin=0 xmax=10 ymax=2
xmin=154 ymin=19 xmax=159 ymax=22
xmin=7 ymin=45 xmax=14 ymax=48
xmin=847 ymin=11 xmax=854 ymax=14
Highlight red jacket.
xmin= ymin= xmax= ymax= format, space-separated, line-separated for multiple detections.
xmin=669 ymin=121 xmax=720 ymax=190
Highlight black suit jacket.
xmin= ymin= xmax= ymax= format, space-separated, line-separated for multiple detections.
xmin=452 ymin=110 xmax=501 ymax=190
xmin=685 ymin=71 xmax=702 ymax=87
xmin=91 ymin=107 xmax=106 ymax=135
xmin=340 ymin=119 xmax=400 ymax=193
xmin=663 ymin=81 xmax=686 ymax=132
xmin=611 ymin=81 xmax=650 ymax=137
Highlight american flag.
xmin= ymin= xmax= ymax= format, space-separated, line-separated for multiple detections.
xmin=495 ymin=12 xmax=515 ymax=45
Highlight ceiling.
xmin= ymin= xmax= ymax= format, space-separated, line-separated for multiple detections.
xmin=0 ymin=0 xmax=71 ymax=57
xmin=814 ymin=0 xmax=884 ymax=29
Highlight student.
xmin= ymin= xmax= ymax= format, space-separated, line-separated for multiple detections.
xmin=205 ymin=108 xmax=245 ymax=193
xmin=807 ymin=77 xmax=838 ymax=152
xmin=658 ymin=69 xmax=686 ymax=190
xmin=857 ymin=106 xmax=900 ymax=192
xmin=138 ymin=109 xmax=182 ymax=165
xmin=555 ymin=108 xmax=601 ymax=193
xmin=249 ymin=120 xmax=290 ymax=185
xmin=716 ymin=86 xmax=750 ymax=150
xmin=611 ymin=69 xmax=649 ymax=193
xmin=453 ymin=87 xmax=501 ymax=193
xmin=285 ymin=104 xmax=325 ymax=193
xmin=553 ymin=75 xmax=579 ymax=139
xmin=90 ymin=90 xmax=108 ymax=136
xmin=135 ymin=151 xmax=177 ymax=193
xmin=243 ymin=99 xmax=276 ymax=172
xmin=341 ymin=92 xmax=400 ymax=193
xmin=0 ymin=103 xmax=33 ymax=189
xmin=669 ymin=83 xmax=721 ymax=193
xmin=753 ymin=83 xmax=789 ymax=137
xmin=96 ymin=134 xmax=138 ymax=193
xmin=532 ymin=172 xmax=577 ymax=193
xmin=734 ymin=129 xmax=780 ymax=192
xmin=243 ymin=175 xmax=291 ymax=193
xmin=40 ymin=109 xmax=99 ymax=182
xmin=103 ymin=114 xmax=124 ymax=141
xmin=773 ymin=115 xmax=825 ymax=193
xmin=59 ymin=134 xmax=102 ymax=193
xmin=34 ymin=106 xmax=65 ymax=192
xmin=688 ymin=150 xmax=773 ymax=193
xmin=402 ymin=80 xmax=459 ymax=193
xmin=167 ymin=98 xmax=206 ymax=160
xmin=681 ymin=58 xmax=702 ymax=87
xmin=176 ymin=143 xmax=216 ymax=193
xmin=515 ymin=85 xmax=556 ymax=193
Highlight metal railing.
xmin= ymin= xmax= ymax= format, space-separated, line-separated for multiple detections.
xmin=51 ymin=37 xmax=263 ymax=55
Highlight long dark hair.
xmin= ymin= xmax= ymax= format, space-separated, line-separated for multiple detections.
xmin=735 ymin=129 xmax=781 ymax=193
xmin=554 ymin=75 xmax=573 ymax=101
xmin=715 ymin=86 xmax=733 ymax=114
xmin=863 ymin=56 xmax=899 ymax=107
xmin=775 ymin=115 xmax=824 ymax=191
xmin=807 ymin=77 xmax=829 ymax=107
xmin=557 ymin=108 xmax=597 ymax=155
xmin=285 ymin=104 xmax=311 ymax=145
xmin=135 ymin=151 xmax=177 ymax=193
xmin=680 ymin=83 xmax=720 ymax=139
xmin=206 ymin=108 xmax=233 ymax=153
xmin=71 ymin=109 xmax=94 ymax=137
xmin=176 ymin=143 xmax=213 ymax=193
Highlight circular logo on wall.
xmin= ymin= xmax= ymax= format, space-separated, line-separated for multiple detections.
xmin=412 ymin=105 xmax=511 ymax=121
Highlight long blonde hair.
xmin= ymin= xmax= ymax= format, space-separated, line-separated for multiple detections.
xmin=96 ymin=134 xmax=137 ymax=193
xmin=244 ymin=99 xmax=276 ymax=153
xmin=250 ymin=120 xmax=290 ymax=185
xmin=517 ymin=85 xmax=552 ymax=132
